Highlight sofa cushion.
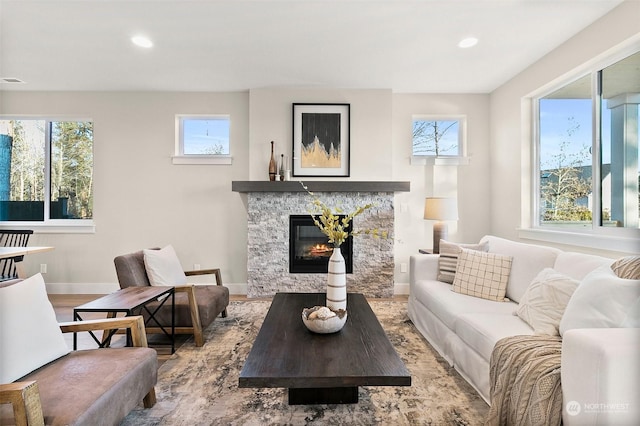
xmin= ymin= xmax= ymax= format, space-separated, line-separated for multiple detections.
xmin=0 ymin=347 xmax=157 ymax=426
xmin=143 ymin=245 xmax=187 ymax=286
xmin=560 ymin=265 xmax=640 ymax=336
xmin=611 ymin=255 xmax=640 ymax=279
xmin=480 ymin=235 xmax=561 ymax=303
xmin=516 ymin=268 xmax=580 ymax=336
xmin=455 ymin=313 xmax=534 ymax=362
xmin=0 ymin=273 xmax=70 ymax=383
xmin=553 ymin=251 xmax=613 ymax=281
xmin=412 ymin=279 xmax=517 ymax=331
xmin=452 ymin=249 xmax=513 ymax=302
xmin=437 ymin=240 xmax=489 ymax=284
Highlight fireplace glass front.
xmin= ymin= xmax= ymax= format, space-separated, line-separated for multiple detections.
xmin=289 ymin=215 xmax=353 ymax=274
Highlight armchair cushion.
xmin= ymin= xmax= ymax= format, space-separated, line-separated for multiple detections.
xmin=1 ymin=348 xmax=157 ymax=426
xmin=0 ymin=273 xmax=70 ymax=383
xmin=143 ymin=245 xmax=187 ymax=286
xmin=144 ymin=285 xmax=229 ymax=327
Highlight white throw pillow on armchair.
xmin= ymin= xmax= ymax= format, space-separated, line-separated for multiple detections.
xmin=143 ymin=245 xmax=187 ymax=286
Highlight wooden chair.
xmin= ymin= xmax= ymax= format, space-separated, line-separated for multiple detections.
xmin=114 ymin=250 xmax=229 ymax=347
xmin=0 ymin=230 xmax=33 ymax=281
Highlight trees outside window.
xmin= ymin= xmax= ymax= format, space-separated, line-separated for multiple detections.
xmin=536 ymin=50 xmax=639 ymax=232
xmin=412 ymin=117 xmax=464 ymax=157
xmin=0 ymin=119 xmax=93 ymax=222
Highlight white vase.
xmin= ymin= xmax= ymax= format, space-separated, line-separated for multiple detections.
xmin=326 ymin=246 xmax=347 ymax=311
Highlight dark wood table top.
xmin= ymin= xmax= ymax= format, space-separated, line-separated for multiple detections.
xmin=74 ymin=286 xmax=174 ymax=312
xmin=239 ymin=292 xmax=411 ymax=389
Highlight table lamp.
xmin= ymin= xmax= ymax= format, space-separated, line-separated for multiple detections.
xmin=424 ymin=197 xmax=458 ymax=254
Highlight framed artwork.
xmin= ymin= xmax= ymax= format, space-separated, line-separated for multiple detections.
xmin=292 ymin=103 xmax=350 ymax=177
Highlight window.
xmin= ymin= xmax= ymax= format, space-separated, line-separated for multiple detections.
xmin=173 ymin=115 xmax=232 ymax=165
xmin=0 ymin=119 xmax=94 ymax=226
xmin=535 ymin=50 xmax=640 ymax=239
xmin=411 ymin=115 xmax=468 ymax=165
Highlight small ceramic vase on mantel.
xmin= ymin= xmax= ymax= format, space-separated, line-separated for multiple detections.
xmin=326 ymin=246 xmax=347 ymax=311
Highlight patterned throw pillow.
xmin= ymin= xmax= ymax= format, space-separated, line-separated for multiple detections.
xmin=611 ymin=255 xmax=640 ymax=280
xmin=437 ymin=240 xmax=489 ymax=284
xmin=452 ymin=248 xmax=513 ymax=302
xmin=515 ymin=268 xmax=580 ymax=335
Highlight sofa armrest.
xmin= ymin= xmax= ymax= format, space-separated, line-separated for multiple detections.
xmin=59 ymin=316 xmax=149 ymax=348
xmin=0 ymin=381 xmax=43 ymax=426
xmin=410 ymin=254 xmax=440 ymax=284
xmin=562 ymin=328 xmax=640 ymax=425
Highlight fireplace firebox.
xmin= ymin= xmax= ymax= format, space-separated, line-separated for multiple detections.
xmin=289 ymin=215 xmax=353 ymax=274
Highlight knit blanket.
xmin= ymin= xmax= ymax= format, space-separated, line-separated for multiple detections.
xmin=485 ymin=335 xmax=563 ymax=426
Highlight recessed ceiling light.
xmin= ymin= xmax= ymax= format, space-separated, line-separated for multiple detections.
xmin=131 ymin=35 xmax=153 ymax=48
xmin=458 ymin=37 xmax=478 ymax=49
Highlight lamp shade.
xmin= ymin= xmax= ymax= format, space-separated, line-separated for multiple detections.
xmin=424 ymin=197 xmax=458 ymax=221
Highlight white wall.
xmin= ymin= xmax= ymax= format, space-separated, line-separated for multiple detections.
xmin=489 ymin=0 xmax=640 ymax=257
xmin=1 ymin=89 xmax=492 ymax=293
xmin=248 ymin=88 xmax=393 ymax=180
xmin=1 ymin=91 xmax=251 ymax=292
xmin=392 ymin=94 xmax=491 ymax=285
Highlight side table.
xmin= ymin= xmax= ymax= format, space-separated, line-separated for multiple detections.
xmin=73 ymin=286 xmax=175 ymax=353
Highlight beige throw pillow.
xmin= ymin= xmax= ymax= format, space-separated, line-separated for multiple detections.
xmin=452 ymin=248 xmax=513 ymax=302
xmin=611 ymin=255 xmax=640 ymax=280
xmin=437 ymin=240 xmax=489 ymax=284
xmin=515 ymin=268 xmax=580 ymax=336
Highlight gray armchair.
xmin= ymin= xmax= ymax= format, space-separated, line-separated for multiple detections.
xmin=114 ymin=250 xmax=229 ymax=347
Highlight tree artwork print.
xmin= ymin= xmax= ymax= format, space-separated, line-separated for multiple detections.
xmin=301 ymin=113 xmax=341 ymax=169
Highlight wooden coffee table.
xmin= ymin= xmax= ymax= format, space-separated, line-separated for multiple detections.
xmin=239 ymin=292 xmax=411 ymax=404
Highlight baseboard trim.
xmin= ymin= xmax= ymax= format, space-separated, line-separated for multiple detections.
xmin=45 ymin=282 xmax=248 ymax=295
xmin=394 ymin=282 xmax=409 ymax=295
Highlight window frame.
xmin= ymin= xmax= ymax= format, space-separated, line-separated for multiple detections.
xmin=173 ymin=114 xmax=232 ymax=165
xmin=0 ymin=116 xmax=95 ymax=233
xmin=523 ymin=43 xmax=640 ymax=253
xmin=410 ymin=115 xmax=470 ymax=166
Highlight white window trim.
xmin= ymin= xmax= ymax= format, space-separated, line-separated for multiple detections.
xmin=0 ymin=221 xmax=95 ymax=234
xmin=522 ymin=37 xmax=640 ymax=253
xmin=0 ymin=116 xmax=95 ymax=232
xmin=171 ymin=155 xmax=232 ymax=165
xmin=411 ymin=114 xmax=469 ymax=165
xmin=174 ymin=114 xmax=232 ymax=165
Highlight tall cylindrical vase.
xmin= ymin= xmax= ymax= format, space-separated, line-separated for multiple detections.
xmin=326 ymin=247 xmax=347 ymax=311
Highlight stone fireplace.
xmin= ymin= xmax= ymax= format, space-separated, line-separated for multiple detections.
xmin=232 ymin=181 xmax=410 ymax=298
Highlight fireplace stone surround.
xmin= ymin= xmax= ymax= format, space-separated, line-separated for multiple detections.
xmin=233 ymin=181 xmax=410 ymax=298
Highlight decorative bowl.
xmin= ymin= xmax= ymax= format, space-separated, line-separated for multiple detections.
xmin=302 ymin=306 xmax=347 ymax=334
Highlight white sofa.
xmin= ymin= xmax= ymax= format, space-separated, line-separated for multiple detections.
xmin=408 ymin=235 xmax=640 ymax=425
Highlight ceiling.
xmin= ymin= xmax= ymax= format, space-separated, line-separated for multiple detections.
xmin=0 ymin=0 xmax=626 ymax=93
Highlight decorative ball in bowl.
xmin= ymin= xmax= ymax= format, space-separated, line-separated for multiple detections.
xmin=302 ymin=306 xmax=347 ymax=334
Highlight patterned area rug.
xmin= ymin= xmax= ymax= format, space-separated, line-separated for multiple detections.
xmin=122 ymin=299 xmax=488 ymax=425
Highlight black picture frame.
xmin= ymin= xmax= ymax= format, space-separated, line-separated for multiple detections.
xmin=292 ymin=103 xmax=350 ymax=177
